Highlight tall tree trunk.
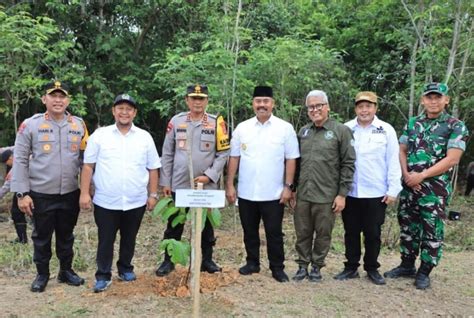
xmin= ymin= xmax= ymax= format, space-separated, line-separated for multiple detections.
xmin=452 ymin=18 xmax=473 ymax=119
xmin=444 ymin=0 xmax=462 ymax=85
xmin=230 ymin=0 xmax=242 ymax=132
xmin=408 ymin=39 xmax=419 ymax=118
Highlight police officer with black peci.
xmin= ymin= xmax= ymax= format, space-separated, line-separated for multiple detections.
xmin=156 ymin=84 xmax=230 ymax=276
xmin=11 ymin=81 xmax=89 ymax=292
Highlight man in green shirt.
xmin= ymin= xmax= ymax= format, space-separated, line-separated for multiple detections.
xmin=292 ymin=89 xmax=356 ymax=282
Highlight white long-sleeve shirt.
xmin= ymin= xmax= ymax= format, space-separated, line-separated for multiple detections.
xmin=345 ymin=116 xmax=402 ymax=198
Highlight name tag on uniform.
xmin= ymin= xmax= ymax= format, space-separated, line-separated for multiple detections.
xmin=175 ymin=189 xmax=225 ymax=208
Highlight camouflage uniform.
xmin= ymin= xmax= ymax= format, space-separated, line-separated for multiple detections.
xmin=398 ymin=111 xmax=468 ymax=266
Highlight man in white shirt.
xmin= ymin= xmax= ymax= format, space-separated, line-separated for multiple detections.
xmin=226 ymin=86 xmax=300 ymax=283
xmin=80 ymin=94 xmax=161 ymax=293
xmin=334 ymin=91 xmax=401 ymax=285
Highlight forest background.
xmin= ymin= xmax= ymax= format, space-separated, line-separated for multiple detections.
xmin=0 ymin=2 xmax=473 ymax=316
xmin=0 ymin=0 xmax=473 ymax=170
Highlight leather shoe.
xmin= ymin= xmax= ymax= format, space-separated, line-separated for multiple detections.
xmin=201 ymin=259 xmax=222 ymax=273
xmin=415 ymin=272 xmax=430 ymax=290
xmin=238 ymin=263 xmax=260 ymax=275
xmin=156 ymin=259 xmax=175 ymax=277
xmin=292 ymin=266 xmax=308 ymax=281
xmin=383 ymin=265 xmax=416 ymax=278
xmin=334 ymin=268 xmax=359 ymax=280
xmin=272 ymin=270 xmax=289 ymax=283
xmin=31 ymin=274 xmax=49 ymax=292
xmin=367 ymin=270 xmax=386 ymax=285
xmin=308 ymin=266 xmax=322 ymax=282
xmin=57 ymin=270 xmax=85 ymax=286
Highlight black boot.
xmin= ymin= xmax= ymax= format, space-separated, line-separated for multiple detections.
xmin=14 ymin=224 xmax=28 ymax=244
xmin=155 ymin=254 xmax=175 ymax=277
xmin=201 ymin=247 xmax=221 ymax=273
xmin=415 ymin=262 xmax=433 ymax=290
xmin=384 ymin=258 xmax=416 ymax=278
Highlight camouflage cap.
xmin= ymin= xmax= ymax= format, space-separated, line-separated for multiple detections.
xmin=423 ymin=82 xmax=448 ymax=96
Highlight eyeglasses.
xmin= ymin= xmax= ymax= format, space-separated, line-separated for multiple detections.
xmin=306 ymin=103 xmax=326 ymax=111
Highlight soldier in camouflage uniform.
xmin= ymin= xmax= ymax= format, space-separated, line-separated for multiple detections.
xmin=155 ymin=84 xmax=230 ymax=277
xmin=384 ymin=83 xmax=469 ymax=290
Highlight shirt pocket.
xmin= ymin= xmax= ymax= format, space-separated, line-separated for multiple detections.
xmin=363 ymin=135 xmax=387 ymax=155
xmin=37 ymin=133 xmax=55 ymax=154
xmin=100 ymin=145 xmax=121 ymax=161
xmin=176 ymin=132 xmax=187 ymax=151
xmin=200 ymin=133 xmax=215 ymax=152
xmin=67 ymin=133 xmax=82 ymax=153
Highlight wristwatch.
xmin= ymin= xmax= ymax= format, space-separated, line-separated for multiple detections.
xmin=284 ymin=183 xmax=296 ymax=191
xmin=16 ymin=192 xmax=29 ymax=199
xmin=149 ymin=192 xmax=159 ymax=200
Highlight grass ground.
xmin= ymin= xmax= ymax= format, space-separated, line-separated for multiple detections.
xmin=0 ymin=193 xmax=472 ymax=317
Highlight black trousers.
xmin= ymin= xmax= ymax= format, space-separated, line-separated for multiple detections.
xmin=30 ymin=190 xmax=80 ymax=275
xmin=11 ymin=194 xmax=26 ymax=225
xmin=162 ymin=193 xmax=216 ymax=260
xmin=238 ymin=198 xmax=285 ymax=271
xmin=94 ymin=204 xmax=146 ymax=281
xmin=341 ymin=196 xmax=386 ymax=271
xmin=465 ymin=174 xmax=474 ymax=196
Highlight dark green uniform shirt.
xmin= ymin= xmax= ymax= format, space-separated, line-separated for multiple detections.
xmin=296 ymin=118 xmax=356 ymax=204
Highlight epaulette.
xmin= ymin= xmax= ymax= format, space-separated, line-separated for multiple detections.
xmin=31 ymin=113 xmax=44 ymax=120
xmin=207 ymin=113 xmax=217 ymax=119
xmin=71 ymin=115 xmax=84 ymax=123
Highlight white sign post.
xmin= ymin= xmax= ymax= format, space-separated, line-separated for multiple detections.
xmin=175 ymin=187 xmax=225 ymax=318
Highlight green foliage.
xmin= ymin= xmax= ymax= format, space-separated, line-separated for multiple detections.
xmin=159 ymin=239 xmax=190 ymax=266
xmin=0 ymin=1 xmax=471 ymax=165
xmin=207 ymin=208 xmax=222 ymax=228
xmin=152 ymin=197 xmax=185 ymax=227
xmin=152 ymin=196 xmax=223 ymax=265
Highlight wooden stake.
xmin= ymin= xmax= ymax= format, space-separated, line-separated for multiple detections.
xmin=191 ymin=182 xmax=203 ymax=318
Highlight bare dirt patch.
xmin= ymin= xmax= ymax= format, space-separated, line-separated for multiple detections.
xmin=0 ymin=202 xmax=473 ymax=316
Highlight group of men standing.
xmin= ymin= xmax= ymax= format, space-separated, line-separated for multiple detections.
xmin=5 ymin=79 xmax=468 ymax=294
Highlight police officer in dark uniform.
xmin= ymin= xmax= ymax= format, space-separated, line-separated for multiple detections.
xmin=156 ymin=84 xmax=230 ymax=276
xmin=11 ymin=81 xmax=89 ymax=292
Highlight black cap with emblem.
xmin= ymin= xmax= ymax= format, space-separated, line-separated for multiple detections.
xmin=187 ymin=84 xmax=208 ymax=97
xmin=113 ymin=94 xmax=138 ymax=108
xmin=44 ymin=80 xmax=69 ymax=96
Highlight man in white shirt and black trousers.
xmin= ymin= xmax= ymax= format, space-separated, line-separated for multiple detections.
xmin=334 ymin=91 xmax=402 ymax=285
xmin=226 ymin=86 xmax=300 ymax=282
xmin=80 ymin=94 xmax=161 ymax=293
